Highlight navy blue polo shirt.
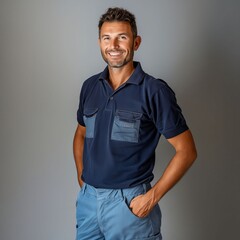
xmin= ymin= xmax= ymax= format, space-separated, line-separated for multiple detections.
xmin=77 ymin=62 xmax=188 ymax=189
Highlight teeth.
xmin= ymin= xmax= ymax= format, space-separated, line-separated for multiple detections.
xmin=109 ymin=52 xmax=122 ymax=56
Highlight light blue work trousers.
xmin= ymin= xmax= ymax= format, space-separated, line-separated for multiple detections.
xmin=76 ymin=183 xmax=162 ymax=240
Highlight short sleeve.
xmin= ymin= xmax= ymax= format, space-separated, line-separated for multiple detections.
xmin=150 ymin=81 xmax=188 ymax=139
xmin=77 ymin=85 xmax=86 ymax=127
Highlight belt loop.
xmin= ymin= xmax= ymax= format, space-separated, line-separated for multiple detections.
xmin=82 ymin=183 xmax=86 ymax=194
xmin=143 ymin=183 xmax=151 ymax=193
xmin=142 ymin=183 xmax=147 ymax=193
xmin=120 ymin=188 xmax=124 ymax=200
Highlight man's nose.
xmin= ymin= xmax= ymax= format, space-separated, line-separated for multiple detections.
xmin=110 ymin=38 xmax=119 ymax=49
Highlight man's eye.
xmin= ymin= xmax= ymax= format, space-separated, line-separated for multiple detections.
xmin=120 ymin=36 xmax=127 ymax=40
xmin=103 ymin=37 xmax=110 ymax=40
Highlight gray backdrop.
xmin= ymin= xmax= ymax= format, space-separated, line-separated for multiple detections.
xmin=1 ymin=0 xmax=239 ymax=239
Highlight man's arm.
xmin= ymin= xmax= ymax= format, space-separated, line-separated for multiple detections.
xmin=130 ymin=129 xmax=197 ymax=218
xmin=73 ymin=124 xmax=86 ymax=187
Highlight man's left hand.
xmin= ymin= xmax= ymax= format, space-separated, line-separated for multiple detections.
xmin=129 ymin=192 xmax=156 ymax=218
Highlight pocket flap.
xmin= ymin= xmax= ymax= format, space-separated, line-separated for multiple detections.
xmin=83 ymin=108 xmax=98 ymax=117
xmin=116 ymin=110 xmax=142 ymax=121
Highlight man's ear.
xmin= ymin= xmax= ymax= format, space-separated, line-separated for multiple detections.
xmin=134 ymin=36 xmax=141 ymax=50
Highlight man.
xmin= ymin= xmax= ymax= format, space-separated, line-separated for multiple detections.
xmin=73 ymin=7 xmax=197 ymax=240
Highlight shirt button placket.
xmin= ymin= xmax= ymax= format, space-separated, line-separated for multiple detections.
xmin=105 ymin=95 xmax=114 ymax=110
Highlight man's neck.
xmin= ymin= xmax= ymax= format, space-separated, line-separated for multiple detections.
xmin=108 ymin=62 xmax=135 ymax=90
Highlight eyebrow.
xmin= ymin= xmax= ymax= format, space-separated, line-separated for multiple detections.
xmin=100 ymin=32 xmax=129 ymax=38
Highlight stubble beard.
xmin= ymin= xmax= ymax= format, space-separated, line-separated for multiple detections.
xmin=101 ymin=46 xmax=134 ymax=69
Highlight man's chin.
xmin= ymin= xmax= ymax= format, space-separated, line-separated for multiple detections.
xmin=107 ymin=60 xmax=130 ymax=68
xmin=109 ymin=64 xmax=124 ymax=68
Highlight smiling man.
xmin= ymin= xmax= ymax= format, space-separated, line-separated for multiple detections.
xmin=99 ymin=21 xmax=139 ymax=69
xmin=73 ymin=7 xmax=197 ymax=240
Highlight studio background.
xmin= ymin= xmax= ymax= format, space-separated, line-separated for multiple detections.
xmin=1 ymin=0 xmax=239 ymax=239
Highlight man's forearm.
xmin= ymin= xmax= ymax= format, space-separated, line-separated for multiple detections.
xmin=151 ymin=130 xmax=197 ymax=204
xmin=130 ymin=149 xmax=196 ymax=218
xmin=130 ymin=130 xmax=197 ymax=218
xmin=151 ymin=148 xmax=196 ymax=204
xmin=73 ymin=125 xmax=86 ymax=187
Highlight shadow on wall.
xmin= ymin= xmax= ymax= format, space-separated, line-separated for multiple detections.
xmin=155 ymin=5 xmax=240 ymax=239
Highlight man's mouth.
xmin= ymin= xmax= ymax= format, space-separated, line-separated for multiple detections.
xmin=107 ymin=51 xmax=123 ymax=57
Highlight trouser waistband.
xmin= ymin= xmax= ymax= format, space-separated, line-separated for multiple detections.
xmin=81 ymin=182 xmax=151 ymax=200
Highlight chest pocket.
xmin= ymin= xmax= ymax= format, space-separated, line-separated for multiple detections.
xmin=111 ymin=110 xmax=142 ymax=143
xmin=83 ymin=108 xmax=98 ymax=138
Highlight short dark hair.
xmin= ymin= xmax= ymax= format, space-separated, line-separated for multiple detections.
xmin=98 ymin=7 xmax=138 ymax=38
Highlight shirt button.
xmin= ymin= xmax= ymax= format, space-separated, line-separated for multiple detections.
xmin=110 ymin=97 xmax=113 ymax=100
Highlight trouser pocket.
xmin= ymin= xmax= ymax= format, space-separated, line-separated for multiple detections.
xmin=103 ymin=185 xmax=162 ymax=239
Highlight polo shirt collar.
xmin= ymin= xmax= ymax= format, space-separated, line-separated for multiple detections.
xmin=98 ymin=61 xmax=145 ymax=85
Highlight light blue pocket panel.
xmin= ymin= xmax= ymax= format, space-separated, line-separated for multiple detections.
xmin=111 ymin=110 xmax=142 ymax=143
xmin=83 ymin=108 xmax=98 ymax=138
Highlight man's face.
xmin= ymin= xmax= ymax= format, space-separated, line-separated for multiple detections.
xmin=99 ymin=21 xmax=141 ymax=68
